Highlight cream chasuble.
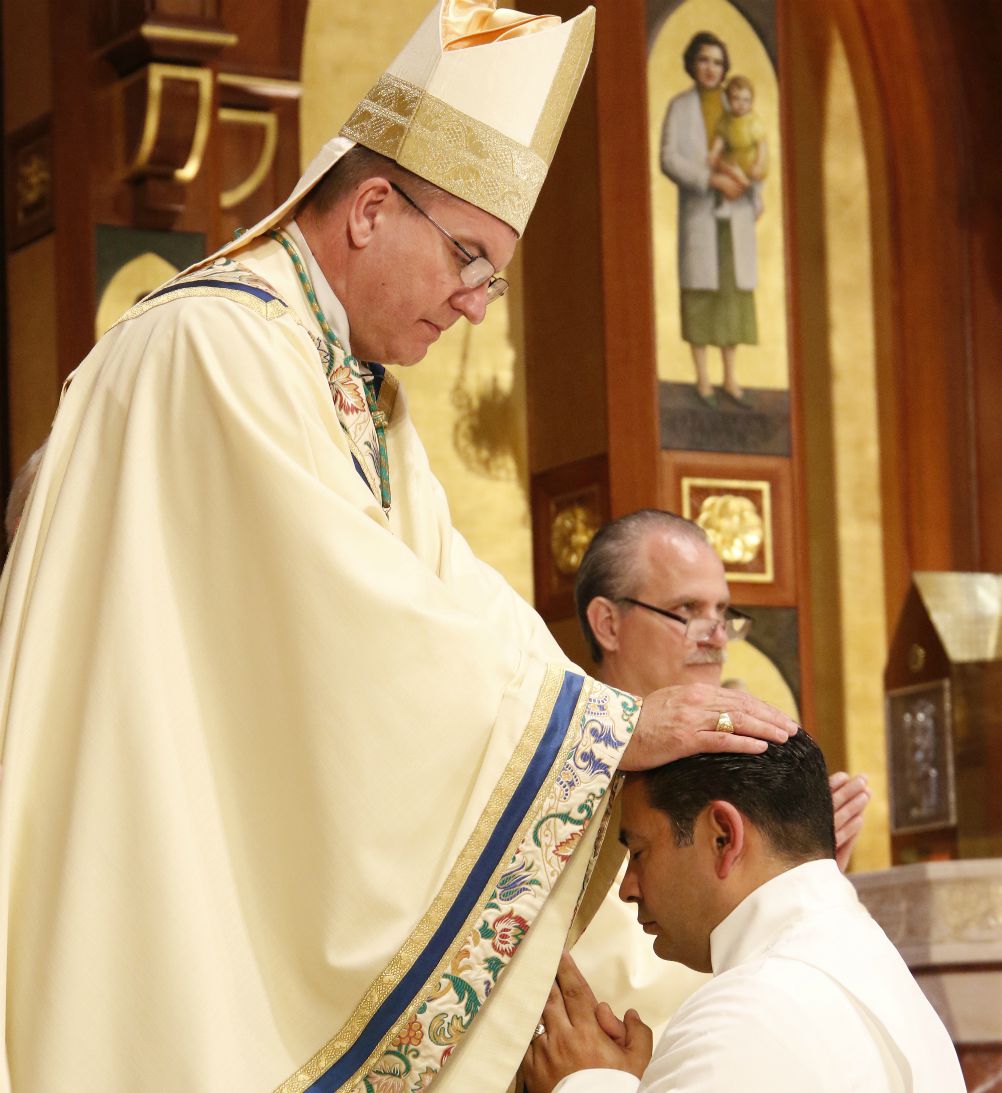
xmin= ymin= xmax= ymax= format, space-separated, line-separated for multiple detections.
xmin=0 ymin=231 xmax=637 ymax=1092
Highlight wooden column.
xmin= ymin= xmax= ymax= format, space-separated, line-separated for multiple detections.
xmin=592 ymin=0 xmax=659 ymax=518
xmin=522 ymin=1 xmax=658 ymax=641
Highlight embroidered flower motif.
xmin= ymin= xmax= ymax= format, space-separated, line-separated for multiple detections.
xmin=554 ymin=766 xmax=582 ymax=802
xmin=364 ymin=1051 xmax=409 ymax=1093
xmin=363 ymin=435 xmax=381 ymax=479
xmin=429 ymin=1012 xmax=466 ymax=1046
xmin=586 ymin=689 xmax=611 ymax=717
xmin=495 ymin=853 xmax=540 ymax=903
xmin=583 ymin=710 xmax=623 ymax=750
xmin=414 ymin=1067 xmax=437 ymax=1090
xmin=573 ymin=745 xmax=612 ymax=780
xmin=329 ymin=362 xmax=367 ymax=416
xmin=314 ymin=336 xmax=334 ymax=368
xmin=371 ymin=1053 xmax=406 ymax=1077
xmin=367 ymin=1075 xmax=407 ymax=1093
xmin=392 ymin=1018 xmax=424 ymax=1048
xmin=490 ymin=910 xmax=529 ymax=957
xmin=553 ymin=827 xmax=584 ymax=863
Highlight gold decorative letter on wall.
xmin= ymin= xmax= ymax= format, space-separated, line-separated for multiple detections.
xmin=126 ymin=63 xmax=214 ymax=183
xmin=218 ymin=108 xmax=279 ymax=210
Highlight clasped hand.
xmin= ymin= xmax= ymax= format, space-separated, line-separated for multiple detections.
xmin=522 ymin=951 xmax=652 ymax=1093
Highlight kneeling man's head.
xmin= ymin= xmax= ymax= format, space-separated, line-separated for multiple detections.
xmin=618 ymin=730 xmax=836 ymax=972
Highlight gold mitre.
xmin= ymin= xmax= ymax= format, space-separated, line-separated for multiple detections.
xmin=339 ymin=0 xmax=596 ymax=235
xmin=194 ymin=1 xmax=594 ymax=271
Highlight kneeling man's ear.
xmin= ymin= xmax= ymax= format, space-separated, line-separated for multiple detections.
xmin=705 ymin=800 xmax=745 ymax=878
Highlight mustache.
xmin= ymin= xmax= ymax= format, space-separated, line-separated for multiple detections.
xmin=685 ymin=648 xmax=725 ymax=666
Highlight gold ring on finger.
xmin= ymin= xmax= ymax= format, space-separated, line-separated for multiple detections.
xmin=715 ymin=711 xmax=735 ymax=733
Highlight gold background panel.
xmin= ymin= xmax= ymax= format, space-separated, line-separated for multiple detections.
xmin=725 ymin=639 xmax=799 ymax=721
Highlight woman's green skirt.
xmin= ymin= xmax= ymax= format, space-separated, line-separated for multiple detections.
xmin=680 ymin=220 xmax=758 ymax=347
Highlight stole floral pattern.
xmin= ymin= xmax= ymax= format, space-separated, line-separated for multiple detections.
xmin=306 ymin=335 xmax=382 ymax=502
xmin=312 ymin=337 xmax=368 ymax=418
xmin=350 ymin=681 xmax=639 ymax=1093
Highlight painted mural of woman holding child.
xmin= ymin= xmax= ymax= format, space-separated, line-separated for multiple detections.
xmin=660 ymin=31 xmax=767 ymax=408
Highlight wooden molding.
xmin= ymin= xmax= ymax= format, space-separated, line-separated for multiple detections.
xmin=594 ymin=0 xmax=659 ymax=515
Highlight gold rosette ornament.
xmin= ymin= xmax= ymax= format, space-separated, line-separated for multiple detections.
xmin=696 ymin=493 xmax=764 ymax=565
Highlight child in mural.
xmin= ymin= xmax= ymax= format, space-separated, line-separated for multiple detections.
xmin=660 ymin=33 xmax=764 ymax=408
xmin=709 ymin=75 xmax=768 ymax=196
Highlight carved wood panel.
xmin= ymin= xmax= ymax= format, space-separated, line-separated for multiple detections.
xmin=38 ymin=0 xmax=310 ymax=385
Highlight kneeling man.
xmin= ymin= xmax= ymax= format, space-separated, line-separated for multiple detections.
xmin=523 ymin=731 xmax=965 ymax=1092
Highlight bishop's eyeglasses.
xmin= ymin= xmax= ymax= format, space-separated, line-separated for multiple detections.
xmin=390 ymin=181 xmax=509 ymax=304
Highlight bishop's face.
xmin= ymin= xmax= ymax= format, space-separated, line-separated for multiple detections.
xmin=350 ymin=187 xmax=517 ymax=366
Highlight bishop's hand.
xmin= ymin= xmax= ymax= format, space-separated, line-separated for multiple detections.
xmin=620 ymin=683 xmax=799 ymax=772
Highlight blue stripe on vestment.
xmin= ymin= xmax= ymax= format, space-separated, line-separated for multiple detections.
xmin=305 ymin=670 xmax=585 ymax=1092
xmin=146 ymin=278 xmax=280 ymax=304
xmin=366 ymin=362 xmax=385 ymax=400
xmin=350 ymin=453 xmax=368 ymax=491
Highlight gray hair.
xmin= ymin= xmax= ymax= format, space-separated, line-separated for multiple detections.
xmin=573 ymin=509 xmax=708 ymax=663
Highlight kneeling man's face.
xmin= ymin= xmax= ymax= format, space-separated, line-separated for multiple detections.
xmin=617 ymin=776 xmax=716 ymax=973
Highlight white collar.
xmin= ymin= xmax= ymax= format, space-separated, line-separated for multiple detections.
xmin=709 ymin=859 xmax=854 ymax=974
xmin=283 ymin=218 xmax=353 ymax=358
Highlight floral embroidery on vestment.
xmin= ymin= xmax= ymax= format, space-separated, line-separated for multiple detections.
xmin=312 ymin=337 xmax=367 ymax=417
xmin=350 ymin=680 xmax=637 ymax=1093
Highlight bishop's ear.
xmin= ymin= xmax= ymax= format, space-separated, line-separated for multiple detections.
xmin=346 ymin=177 xmax=393 ymax=248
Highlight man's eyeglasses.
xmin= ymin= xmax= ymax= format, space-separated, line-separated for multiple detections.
xmin=619 ymin=597 xmax=753 ymax=643
xmin=389 ymin=182 xmax=509 ymax=304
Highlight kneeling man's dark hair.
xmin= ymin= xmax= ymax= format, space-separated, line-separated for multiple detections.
xmin=641 ymin=729 xmax=836 ymax=863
